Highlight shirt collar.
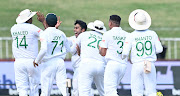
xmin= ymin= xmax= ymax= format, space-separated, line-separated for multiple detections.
xmin=47 ymin=27 xmax=56 ymax=29
xmin=135 ymin=29 xmax=149 ymax=32
xmin=111 ymin=27 xmax=122 ymax=30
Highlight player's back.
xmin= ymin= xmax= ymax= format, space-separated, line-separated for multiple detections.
xmin=41 ymin=27 xmax=68 ymax=61
xmin=11 ymin=23 xmax=42 ymax=59
xmin=103 ymin=27 xmax=128 ymax=64
xmin=77 ymin=31 xmax=105 ymax=62
xmin=129 ymin=29 xmax=162 ymax=63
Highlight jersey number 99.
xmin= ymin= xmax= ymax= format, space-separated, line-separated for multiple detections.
xmin=136 ymin=40 xmax=152 ymax=56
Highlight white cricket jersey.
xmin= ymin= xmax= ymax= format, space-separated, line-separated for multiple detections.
xmin=11 ymin=23 xmax=42 ymax=59
xmin=68 ymin=36 xmax=81 ymax=68
xmin=76 ymin=31 xmax=105 ymax=62
xmin=35 ymin=27 xmax=70 ymax=63
xmin=100 ymin=27 xmax=128 ymax=64
xmin=122 ymin=29 xmax=163 ymax=63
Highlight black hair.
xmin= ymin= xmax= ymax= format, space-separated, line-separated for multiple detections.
xmin=74 ymin=20 xmax=87 ymax=31
xmin=46 ymin=13 xmax=57 ymax=27
xmin=109 ymin=15 xmax=121 ymax=26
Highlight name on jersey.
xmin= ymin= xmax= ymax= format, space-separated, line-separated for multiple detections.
xmin=135 ymin=36 xmax=152 ymax=42
xmin=53 ymin=36 xmax=61 ymax=40
xmin=113 ymin=36 xmax=126 ymax=41
xmin=90 ymin=33 xmax=102 ymax=39
xmin=12 ymin=31 xmax=28 ymax=36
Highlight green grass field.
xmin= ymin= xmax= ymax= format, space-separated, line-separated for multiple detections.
xmin=0 ymin=0 xmax=180 ymax=59
xmin=1 ymin=0 xmax=180 ymax=37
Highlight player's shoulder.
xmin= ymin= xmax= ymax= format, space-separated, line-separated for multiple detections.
xmin=25 ymin=23 xmax=40 ymax=29
xmin=80 ymin=31 xmax=90 ymax=36
xmin=121 ymin=30 xmax=129 ymax=36
xmin=131 ymin=30 xmax=138 ymax=34
xmin=57 ymin=29 xmax=68 ymax=39
xmin=111 ymin=27 xmax=128 ymax=33
xmin=40 ymin=30 xmax=47 ymax=37
xmin=118 ymin=27 xmax=129 ymax=35
xmin=139 ymin=29 xmax=158 ymax=36
xmin=104 ymin=29 xmax=112 ymax=34
xmin=11 ymin=24 xmax=17 ymax=31
xmin=59 ymin=30 xmax=67 ymax=37
xmin=68 ymin=35 xmax=76 ymax=41
xmin=147 ymin=29 xmax=157 ymax=34
xmin=25 ymin=23 xmax=42 ymax=33
xmin=57 ymin=29 xmax=65 ymax=34
xmin=126 ymin=31 xmax=134 ymax=38
xmin=103 ymin=31 xmax=112 ymax=38
xmin=69 ymin=35 xmax=76 ymax=39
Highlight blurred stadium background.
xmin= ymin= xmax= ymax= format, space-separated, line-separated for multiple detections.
xmin=0 ymin=0 xmax=180 ymax=95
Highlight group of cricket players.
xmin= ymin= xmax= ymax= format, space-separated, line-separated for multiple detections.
xmin=11 ymin=8 xmax=163 ymax=96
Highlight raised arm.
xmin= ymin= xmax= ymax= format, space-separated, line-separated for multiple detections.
xmin=37 ymin=11 xmax=48 ymax=29
xmin=33 ymin=34 xmax=47 ymax=67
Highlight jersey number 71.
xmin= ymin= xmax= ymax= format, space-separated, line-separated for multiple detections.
xmin=51 ymin=41 xmax=63 ymax=55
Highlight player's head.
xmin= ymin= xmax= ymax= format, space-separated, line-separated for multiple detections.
xmin=128 ymin=9 xmax=151 ymax=30
xmin=16 ymin=9 xmax=36 ymax=24
xmin=109 ymin=15 xmax=121 ymax=29
xmin=74 ymin=20 xmax=87 ymax=38
xmin=46 ymin=13 xmax=57 ymax=27
xmin=87 ymin=20 xmax=106 ymax=34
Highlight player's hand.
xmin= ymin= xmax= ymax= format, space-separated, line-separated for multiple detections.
xmin=37 ymin=11 xmax=45 ymax=23
xmin=98 ymin=45 xmax=101 ymax=51
xmin=121 ymin=55 xmax=126 ymax=60
xmin=55 ymin=16 xmax=62 ymax=29
xmin=33 ymin=60 xmax=38 ymax=68
xmin=76 ymin=44 xmax=80 ymax=56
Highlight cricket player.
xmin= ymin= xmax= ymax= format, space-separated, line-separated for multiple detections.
xmin=75 ymin=20 xmax=106 ymax=96
xmin=99 ymin=15 xmax=128 ymax=96
xmin=10 ymin=9 xmax=43 ymax=96
xmin=33 ymin=13 xmax=70 ymax=96
xmin=68 ymin=20 xmax=87 ymax=96
xmin=122 ymin=9 xmax=163 ymax=96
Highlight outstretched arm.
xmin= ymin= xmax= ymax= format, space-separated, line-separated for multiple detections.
xmin=55 ymin=16 xmax=62 ymax=29
xmin=37 ymin=11 xmax=48 ymax=29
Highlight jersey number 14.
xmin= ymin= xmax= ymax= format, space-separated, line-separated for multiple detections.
xmin=15 ymin=36 xmax=28 ymax=49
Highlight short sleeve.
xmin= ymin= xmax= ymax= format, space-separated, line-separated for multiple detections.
xmin=154 ymin=32 xmax=163 ymax=53
xmin=76 ymin=33 xmax=83 ymax=48
xmin=62 ymin=33 xmax=70 ymax=53
xmin=67 ymin=37 xmax=73 ymax=46
xmin=122 ymin=33 xmax=132 ymax=56
xmin=39 ymin=32 xmax=46 ymax=42
xmin=32 ymin=25 xmax=43 ymax=37
xmin=100 ymin=33 xmax=109 ymax=48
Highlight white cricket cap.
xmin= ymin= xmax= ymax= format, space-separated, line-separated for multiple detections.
xmin=16 ymin=9 xmax=36 ymax=24
xmin=87 ymin=20 xmax=106 ymax=34
xmin=129 ymin=9 xmax=151 ymax=30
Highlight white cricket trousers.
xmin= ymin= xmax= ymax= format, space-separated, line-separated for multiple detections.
xmin=14 ymin=58 xmax=40 ymax=96
xmin=72 ymin=67 xmax=79 ymax=96
xmin=104 ymin=60 xmax=127 ymax=96
xmin=78 ymin=58 xmax=105 ymax=96
xmin=131 ymin=61 xmax=156 ymax=96
xmin=40 ymin=58 xmax=67 ymax=96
